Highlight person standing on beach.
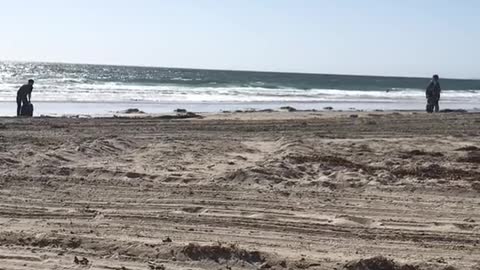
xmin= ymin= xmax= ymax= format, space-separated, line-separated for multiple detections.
xmin=426 ymin=75 xmax=441 ymax=113
xmin=17 ymin=79 xmax=34 ymax=116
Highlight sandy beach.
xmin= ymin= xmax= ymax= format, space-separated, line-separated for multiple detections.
xmin=0 ymin=111 xmax=479 ymax=270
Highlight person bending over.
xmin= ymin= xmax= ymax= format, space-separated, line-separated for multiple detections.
xmin=17 ymin=79 xmax=34 ymax=116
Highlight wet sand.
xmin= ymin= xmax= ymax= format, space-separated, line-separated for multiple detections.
xmin=0 ymin=111 xmax=479 ymax=269
xmin=0 ymin=100 xmax=478 ymax=117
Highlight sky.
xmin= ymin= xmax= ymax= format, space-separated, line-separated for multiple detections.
xmin=0 ymin=0 xmax=479 ymax=78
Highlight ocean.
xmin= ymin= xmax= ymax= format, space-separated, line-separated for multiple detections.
xmin=1 ymin=61 xmax=479 ymax=116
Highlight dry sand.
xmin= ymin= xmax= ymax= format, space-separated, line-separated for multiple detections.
xmin=0 ymin=111 xmax=479 ymax=270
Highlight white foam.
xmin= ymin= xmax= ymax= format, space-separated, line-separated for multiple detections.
xmin=1 ymin=81 xmax=479 ymax=104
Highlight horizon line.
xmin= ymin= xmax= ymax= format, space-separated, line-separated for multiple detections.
xmin=1 ymin=58 xmax=478 ymax=81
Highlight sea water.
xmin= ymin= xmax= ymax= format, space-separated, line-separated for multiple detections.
xmin=1 ymin=61 xmax=479 ymax=116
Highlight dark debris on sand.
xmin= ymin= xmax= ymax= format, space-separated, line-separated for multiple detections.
xmin=455 ymin=146 xmax=480 ymax=152
xmin=439 ymin=109 xmax=468 ymax=113
xmin=458 ymin=151 xmax=480 ymax=164
xmin=74 ymin=256 xmax=90 ymax=266
xmin=391 ymin=164 xmax=478 ymax=180
xmin=180 ymin=243 xmax=265 ymax=264
xmin=344 ymin=256 xmax=418 ymax=270
xmin=148 ymin=262 xmax=166 ymax=270
xmin=400 ymin=150 xmax=444 ymax=158
xmin=157 ymin=112 xmax=203 ymax=119
xmin=344 ymin=257 xmax=461 ymax=270
xmin=112 ymin=112 xmax=203 ymax=120
xmin=119 ymin=108 xmax=145 ymax=114
xmin=280 ymin=106 xmax=297 ymax=112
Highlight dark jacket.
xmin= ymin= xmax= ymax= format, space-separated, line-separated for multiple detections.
xmin=426 ymin=81 xmax=441 ymax=100
xmin=17 ymin=84 xmax=33 ymax=98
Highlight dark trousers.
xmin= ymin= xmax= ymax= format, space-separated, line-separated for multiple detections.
xmin=17 ymin=95 xmax=28 ymax=116
xmin=426 ymin=98 xmax=439 ymax=113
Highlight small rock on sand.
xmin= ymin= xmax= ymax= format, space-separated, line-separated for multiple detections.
xmin=259 ymin=109 xmax=275 ymax=112
xmin=148 ymin=262 xmax=166 ymax=270
xmin=280 ymin=106 xmax=297 ymax=112
xmin=74 ymin=256 xmax=89 ymax=266
xmin=119 ymin=108 xmax=145 ymax=114
xmin=324 ymin=106 xmax=334 ymax=110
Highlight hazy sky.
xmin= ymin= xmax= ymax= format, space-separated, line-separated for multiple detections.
xmin=1 ymin=0 xmax=479 ymax=78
